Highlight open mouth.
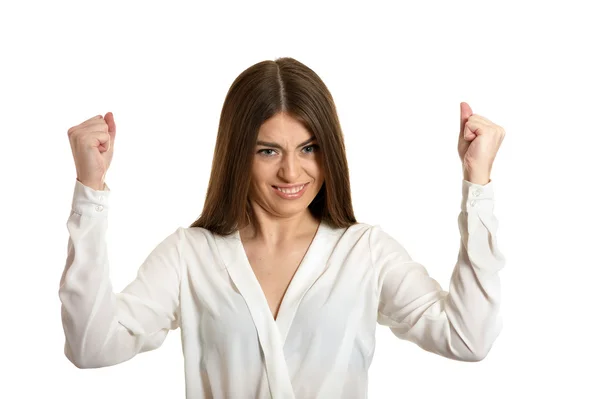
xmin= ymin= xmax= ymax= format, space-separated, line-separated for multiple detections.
xmin=272 ymin=183 xmax=307 ymax=194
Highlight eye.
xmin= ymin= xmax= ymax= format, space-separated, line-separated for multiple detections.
xmin=303 ymin=145 xmax=319 ymax=154
xmin=257 ymin=149 xmax=277 ymax=157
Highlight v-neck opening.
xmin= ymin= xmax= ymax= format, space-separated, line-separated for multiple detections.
xmin=234 ymin=219 xmax=325 ymax=323
xmin=214 ymin=218 xmax=335 ymax=398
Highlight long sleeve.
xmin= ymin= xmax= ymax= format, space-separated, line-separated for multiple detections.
xmin=59 ymin=179 xmax=183 ymax=369
xmin=371 ymin=179 xmax=505 ymax=362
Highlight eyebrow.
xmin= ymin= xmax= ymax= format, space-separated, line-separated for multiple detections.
xmin=256 ymin=135 xmax=316 ymax=150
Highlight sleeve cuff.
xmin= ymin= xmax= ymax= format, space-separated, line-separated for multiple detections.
xmin=461 ymin=178 xmax=494 ymax=213
xmin=71 ymin=179 xmax=111 ymax=216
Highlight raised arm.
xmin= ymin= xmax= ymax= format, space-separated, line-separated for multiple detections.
xmin=59 ymin=179 xmax=182 ymax=368
xmin=372 ymin=179 xmax=505 ymax=362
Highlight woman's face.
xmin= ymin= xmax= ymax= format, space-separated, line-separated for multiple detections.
xmin=249 ymin=112 xmax=324 ymax=219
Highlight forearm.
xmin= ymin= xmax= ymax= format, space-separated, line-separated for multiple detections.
xmin=448 ymin=179 xmax=505 ymax=358
xmin=59 ymin=207 xmax=125 ymax=368
xmin=376 ymin=180 xmax=505 ymax=361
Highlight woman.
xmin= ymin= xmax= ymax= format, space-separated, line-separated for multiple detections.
xmin=61 ymin=57 xmax=506 ymax=398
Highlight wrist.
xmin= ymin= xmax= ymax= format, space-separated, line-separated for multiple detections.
xmin=77 ymin=177 xmax=105 ymax=191
xmin=464 ymin=174 xmax=490 ymax=185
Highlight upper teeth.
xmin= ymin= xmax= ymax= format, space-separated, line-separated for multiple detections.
xmin=277 ymin=184 xmax=305 ymax=194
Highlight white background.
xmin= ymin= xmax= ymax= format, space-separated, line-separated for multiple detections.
xmin=1 ymin=0 xmax=599 ymax=398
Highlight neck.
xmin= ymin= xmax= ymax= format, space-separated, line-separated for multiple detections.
xmin=239 ymin=210 xmax=320 ymax=247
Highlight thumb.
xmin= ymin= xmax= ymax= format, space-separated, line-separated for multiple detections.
xmin=460 ymin=101 xmax=473 ymax=138
xmin=104 ymin=112 xmax=116 ymax=143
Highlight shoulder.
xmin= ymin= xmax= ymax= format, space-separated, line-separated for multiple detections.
xmin=328 ymin=222 xmax=411 ymax=269
xmin=329 ymin=221 xmax=393 ymax=243
xmin=343 ymin=222 xmax=374 ymax=239
xmin=173 ymin=226 xmax=237 ymax=270
xmin=341 ymin=222 xmax=411 ymax=263
xmin=338 ymin=221 xmax=387 ymax=242
xmin=177 ymin=226 xmax=230 ymax=247
xmin=330 ymin=221 xmax=388 ymax=251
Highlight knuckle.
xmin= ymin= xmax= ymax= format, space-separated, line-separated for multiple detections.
xmin=74 ymin=132 xmax=88 ymax=143
xmin=67 ymin=126 xmax=79 ymax=136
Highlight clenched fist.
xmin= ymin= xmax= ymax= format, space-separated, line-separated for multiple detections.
xmin=68 ymin=112 xmax=116 ymax=190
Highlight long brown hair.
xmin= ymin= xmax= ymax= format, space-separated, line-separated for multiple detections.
xmin=189 ymin=57 xmax=357 ymax=236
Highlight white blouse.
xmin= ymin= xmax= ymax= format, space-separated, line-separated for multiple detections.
xmin=59 ymin=178 xmax=505 ymax=398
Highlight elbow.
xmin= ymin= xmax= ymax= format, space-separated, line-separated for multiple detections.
xmin=469 ymin=321 xmax=503 ymax=362
xmin=64 ymin=344 xmax=102 ymax=369
xmin=455 ymin=320 xmax=502 ymax=362
xmin=67 ymin=354 xmax=96 ymax=369
xmin=466 ymin=350 xmax=487 ymax=362
xmin=67 ymin=352 xmax=115 ymax=369
xmin=66 ymin=351 xmax=100 ymax=369
xmin=71 ymin=359 xmax=92 ymax=369
xmin=463 ymin=343 xmax=494 ymax=362
xmin=448 ymin=336 xmax=494 ymax=362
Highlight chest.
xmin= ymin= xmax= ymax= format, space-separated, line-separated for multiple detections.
xmin=243 ymin=241 xmax=313 ymax=320
xmin=182 ymin=228 xmax=380 ymax=361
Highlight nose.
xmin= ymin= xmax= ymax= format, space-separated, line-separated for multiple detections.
xmin=278 ymin=152 xmax=301 ymax=182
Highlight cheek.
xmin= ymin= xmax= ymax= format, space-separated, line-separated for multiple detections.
xmin=307 ymin=160 xmax=324 ymax=180
xmin=251 ymin=162 xmax=271 ymax=181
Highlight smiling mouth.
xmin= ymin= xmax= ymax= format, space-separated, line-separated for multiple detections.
xmin=272 ymin=183 xmax=308 ymax=194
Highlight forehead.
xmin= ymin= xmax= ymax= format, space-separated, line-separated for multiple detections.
xmin=257 ymin=112 xmax=313 ymax=141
